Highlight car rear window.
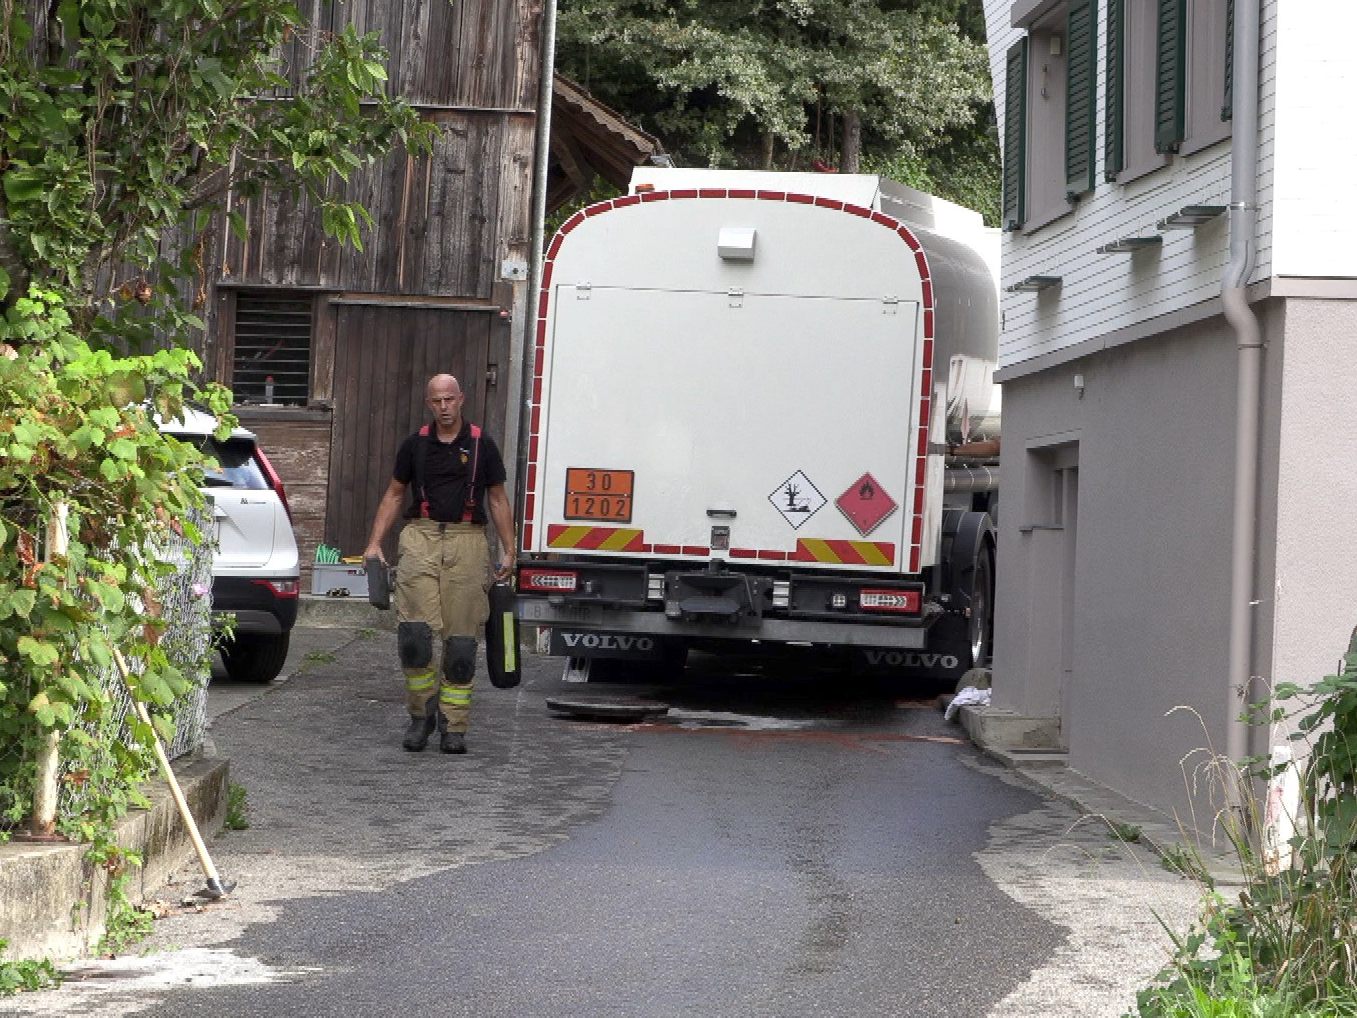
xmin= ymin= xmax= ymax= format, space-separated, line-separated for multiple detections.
xmin=194 ymin=436 xmax=268 ymax=490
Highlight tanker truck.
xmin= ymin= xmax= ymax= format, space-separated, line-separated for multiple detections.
xmin=514 ymin=168 xmax=1001 ymax=685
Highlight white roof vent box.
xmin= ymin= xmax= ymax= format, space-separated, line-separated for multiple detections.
xmin=717 ymin=226 xmax=757 ymax=262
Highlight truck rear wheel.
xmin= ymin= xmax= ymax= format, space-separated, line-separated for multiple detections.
xmin=968 ymin=546 xmax=994 ymax=668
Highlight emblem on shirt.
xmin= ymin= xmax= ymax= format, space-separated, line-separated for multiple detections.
xmin=459 ymin=450 xmax=469 ymax=465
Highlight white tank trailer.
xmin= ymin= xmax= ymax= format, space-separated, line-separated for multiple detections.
xmin=515 ymin=168 xmax=1001 ymax=684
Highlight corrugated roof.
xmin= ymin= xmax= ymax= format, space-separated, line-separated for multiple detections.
xmin=550 ymin=73 xmax=667 ymax=210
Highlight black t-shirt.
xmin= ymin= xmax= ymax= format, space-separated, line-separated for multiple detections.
xmin=393 ymin=421 xmax=507 ymax=524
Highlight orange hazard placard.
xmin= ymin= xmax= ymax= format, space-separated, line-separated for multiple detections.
xmin=564 ymin=468 xmax=634 ymax=522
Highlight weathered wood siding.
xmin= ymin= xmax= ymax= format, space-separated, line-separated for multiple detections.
xmin=219 ymin=0 xmax=541 ymax=297
xmin=221 ymin=114 xmax=535 ymax=297
xmin=233 ymin=410 xmax=333 ymax=576
xmin=325 ymin=304 xmax=503 ymax=559
xmin=288 ymin=0 xmax=541 ymax=109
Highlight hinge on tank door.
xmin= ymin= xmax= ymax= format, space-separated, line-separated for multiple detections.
xmin=575 ymin=283 xmax=591 ymax=300
xmin=882 ymin=295 xmax=899 ymax=315
xmin=727 ymin=289 xmax=744 ymax=309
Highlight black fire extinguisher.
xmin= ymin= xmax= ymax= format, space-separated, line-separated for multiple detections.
xmin=484 ymin=580 xmax=520 ymax=688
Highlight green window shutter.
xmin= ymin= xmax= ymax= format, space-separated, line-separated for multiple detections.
xmin=1065 ymin=0 xmax=1096 ymax=195
xmin=1155 ymin=0 xmax=1186 ymax=152
xmin=1222 ymin=0 xmax=1234 ymax=121
xmin=1003 ymin=37 xmax=1028 ymax=229
xmin=1105 ymin=0 xmax=1124 ymax=179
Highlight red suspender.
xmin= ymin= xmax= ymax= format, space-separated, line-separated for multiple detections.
xmin=417 ymin=424 xmax=431 ymax=518
xmin=461 ymin=424 xmax=482 ymax=522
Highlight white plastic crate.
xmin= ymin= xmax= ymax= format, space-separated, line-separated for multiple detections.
xmin=310 ymin=563 xmax=369 ymax=598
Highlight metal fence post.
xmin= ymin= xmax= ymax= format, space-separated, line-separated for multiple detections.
xmin=28 ymin=503 xmax=68 ymax=839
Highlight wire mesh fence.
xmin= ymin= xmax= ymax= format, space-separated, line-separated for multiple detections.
xmin=0 ymin=515 xmax=213 ymax=835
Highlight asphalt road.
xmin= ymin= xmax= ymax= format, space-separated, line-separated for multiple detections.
xmin=7 ymin=629 xmax=1199 ymax=1018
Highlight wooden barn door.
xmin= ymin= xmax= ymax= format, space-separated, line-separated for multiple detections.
xmin=325 ymin=304 xmax=498 ymax=559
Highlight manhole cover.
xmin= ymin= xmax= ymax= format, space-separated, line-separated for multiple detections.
xmin=545 ymin=694 xmax=669 ymax=723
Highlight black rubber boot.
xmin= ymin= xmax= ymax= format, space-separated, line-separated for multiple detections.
xmin=440 ymin=731 xmax=467 ymax=755
xmin=402 ymin=711 xmax=436 ymax=752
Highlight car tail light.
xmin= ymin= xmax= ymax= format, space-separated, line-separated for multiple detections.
xmin=252 ymin=578 xmax=300 ymax=598
xmin=520 ymin=568 xmax=579 ymax=593
xmin=860 ymin=588 xmax=921 ymax=614
xmin=254 ymin=447 xmax=293 ymax=523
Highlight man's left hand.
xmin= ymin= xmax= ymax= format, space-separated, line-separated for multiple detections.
xmin=494 ymin=553 xmax=515 ymax=583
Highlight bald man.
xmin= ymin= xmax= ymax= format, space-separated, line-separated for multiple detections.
xmin=364 ymin=374 xmax=516 ymax=754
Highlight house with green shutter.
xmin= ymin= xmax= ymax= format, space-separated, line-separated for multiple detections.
xmin=975 ymin=0 xmax=1357 ymax=823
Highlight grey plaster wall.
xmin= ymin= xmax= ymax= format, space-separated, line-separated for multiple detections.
xmin=992 ymin=310 xmax=1281 ymax=821
xmin=1267 ymin=298 xmax=1357 ymax=703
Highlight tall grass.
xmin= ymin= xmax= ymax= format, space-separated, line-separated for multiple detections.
xmin=1128 ymin=626 xmax=1357 ymax=1016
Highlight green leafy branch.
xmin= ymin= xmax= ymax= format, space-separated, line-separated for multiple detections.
xmin=0 ymin=278 xmax=226 ymax=842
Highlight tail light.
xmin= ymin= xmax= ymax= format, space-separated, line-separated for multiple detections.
xmin=254 ymin=447 xmax=293 ymax=523
xmin=252 ymin=578 xmax=299 ymax=598
xmin=520 ymin=568 xmax=579 ymax=593
xmin=859 ymin=588 xmax=921 ymax=614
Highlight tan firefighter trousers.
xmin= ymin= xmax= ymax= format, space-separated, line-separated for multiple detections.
xmin=394 ymin=520 xmax=491 ymax=732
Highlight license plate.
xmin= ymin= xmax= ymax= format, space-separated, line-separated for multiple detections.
xmin=564 ymin=468 xmax=634 ymax=522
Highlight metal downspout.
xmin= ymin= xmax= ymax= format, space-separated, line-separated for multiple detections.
xmin=1223 ymin=0 xmax=1262 ymax=768
xmin=514 ymin=0 xmax=559 ymax=534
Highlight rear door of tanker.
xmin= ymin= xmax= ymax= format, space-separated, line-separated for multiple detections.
xmin=536 ymin=285 xmax=923 ymax=570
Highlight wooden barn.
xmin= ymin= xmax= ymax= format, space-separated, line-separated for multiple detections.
xmin=195 ymin=2 xmax=662 ymax=579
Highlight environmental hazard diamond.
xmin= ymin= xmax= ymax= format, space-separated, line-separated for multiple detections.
xmin=768 ymin=471 xmax=825 ymax=530
xmin=836 ymin=472 xmax=898 ymax=536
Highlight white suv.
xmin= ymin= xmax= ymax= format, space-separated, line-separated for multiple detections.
xmin=160 ymin=409 xmax=300 ymax=683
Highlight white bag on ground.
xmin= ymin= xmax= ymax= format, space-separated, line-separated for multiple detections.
xmin=944 ymin=685 xmax=991 ymax=722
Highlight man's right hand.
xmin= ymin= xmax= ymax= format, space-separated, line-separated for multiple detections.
xmin=363 ymin=543 xmax=386 ymax=566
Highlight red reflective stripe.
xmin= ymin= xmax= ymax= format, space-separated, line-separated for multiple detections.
xmin=576 ymin=529 xmax=612 ymax=550
xmin=833 ymin=541 xmax=868 ymax=565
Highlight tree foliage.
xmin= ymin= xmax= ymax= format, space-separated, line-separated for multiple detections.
xmin=557 ymin=0 xmax=998 ymax=221
xmin=0 ymin=279 xmax=228 ymax=834
xmin=0 ymin=0 xmax=431 ymax=332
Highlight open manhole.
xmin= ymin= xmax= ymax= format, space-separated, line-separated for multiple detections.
xmin=545 ymin=694 xmax=670 ymax=723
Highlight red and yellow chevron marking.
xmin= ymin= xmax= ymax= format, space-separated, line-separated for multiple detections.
xmin=793 ymin=538 xmax=895 ymax=566
xmin=547 ymin=524 xmax=646 ymax=552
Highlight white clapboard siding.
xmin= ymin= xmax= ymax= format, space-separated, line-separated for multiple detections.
xmin=984 ymin=0 xmax=1282 ymax=372
xmin=1270 ymin=5 xmax=1357 ymax=277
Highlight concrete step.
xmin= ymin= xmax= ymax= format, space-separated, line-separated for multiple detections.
xmin=0 ymin=757 xmax=228 ymax=961
xmin=296 ymin=593 xmax=395 ymax=631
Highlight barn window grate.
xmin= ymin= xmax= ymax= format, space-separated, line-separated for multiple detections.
xmin=232 ymin=292 xmax=312 ymax=405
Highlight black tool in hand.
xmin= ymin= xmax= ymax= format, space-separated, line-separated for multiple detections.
xmin=365 ymin=556 xmax=392 ymax=610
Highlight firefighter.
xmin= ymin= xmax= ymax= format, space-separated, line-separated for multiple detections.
xmin=363 ymin=374 xmax=516 ymax=754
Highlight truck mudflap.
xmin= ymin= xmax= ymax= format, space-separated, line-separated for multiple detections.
xmin=548 ymin=629 xmax=670 ymax=660
xmin=518 ymin=598 xmax=930 ymax=650
xmin=851 ymin=612 xmax=975 ymax=683
xmin=540 ymin=617 xmax=973 ymax=682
